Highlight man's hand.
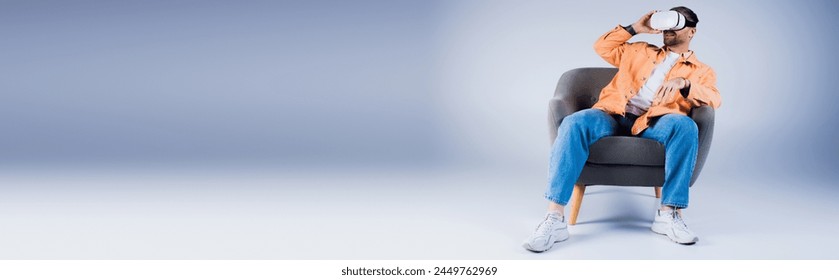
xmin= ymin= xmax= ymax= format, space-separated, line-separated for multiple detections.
xmin=632 ymin=10 xmax=662 ymax=34
xmin=653 ymin=77 xmax=689 ymax=105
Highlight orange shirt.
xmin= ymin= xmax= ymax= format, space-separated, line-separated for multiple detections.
xmin=592 ymin=25 xmax=721 ymax=135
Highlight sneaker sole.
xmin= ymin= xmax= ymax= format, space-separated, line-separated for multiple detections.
xmin=522 ymin=230 xmax=570 ymax=253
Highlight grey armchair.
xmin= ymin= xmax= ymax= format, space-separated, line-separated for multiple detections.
xmin=548 ymin=67 xmax=715 ymax=225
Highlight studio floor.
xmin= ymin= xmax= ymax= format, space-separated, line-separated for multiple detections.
xmin=1 ymin=165 xmax=836 ymax=259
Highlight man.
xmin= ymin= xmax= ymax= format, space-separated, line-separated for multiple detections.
xmin=523 ymin=6 xmax=721 ymax=252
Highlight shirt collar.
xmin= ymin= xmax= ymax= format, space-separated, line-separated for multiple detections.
xmin=663 ymin=46 xmax=698 ymax=65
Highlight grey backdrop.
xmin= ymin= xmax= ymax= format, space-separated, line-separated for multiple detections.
xmin=2 ymin=0 xmax=838 ymax=180
xmin=2 ymin=0 xmax=839 ymax=260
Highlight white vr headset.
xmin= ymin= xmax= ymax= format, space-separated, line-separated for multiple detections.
xmin=650 ymin=11 xmax=695 ymax=31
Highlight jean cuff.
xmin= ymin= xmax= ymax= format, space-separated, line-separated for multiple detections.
xmin=544 ymin=194 xmax=568 ymax=206
xmin=662 ymin=201 xmax=688 ymax=209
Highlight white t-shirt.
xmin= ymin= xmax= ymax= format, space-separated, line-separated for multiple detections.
xmin=625 ymin=51 xmax=681 ymax=116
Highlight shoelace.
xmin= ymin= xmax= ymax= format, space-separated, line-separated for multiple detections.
xmin=535 ymin=214 xmax=559 ymax=235
xmin=671 ymin=211 xmax=690 ymax=231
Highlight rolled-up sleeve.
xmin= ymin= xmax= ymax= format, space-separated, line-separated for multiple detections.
xmin=686 ymin=68 xmax=722 ymax=109
xmin=593 ymin=25 xmax=634 ymax=67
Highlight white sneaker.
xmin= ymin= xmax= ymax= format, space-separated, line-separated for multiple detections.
xmin=522 ymin=212 xmax=569 ymax=252
xmin=651 ymin=209 xmax=698 ymax=245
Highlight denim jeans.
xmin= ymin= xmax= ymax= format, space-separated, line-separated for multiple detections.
xmin=545 ymin=108 xmax=698 ymax=209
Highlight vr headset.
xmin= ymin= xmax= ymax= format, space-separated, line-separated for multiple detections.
xmin=650 ymin=11 xmax=696 ymax=31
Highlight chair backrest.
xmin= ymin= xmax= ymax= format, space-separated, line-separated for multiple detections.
xmin=553 ymin=67 xmax=617 ymax=110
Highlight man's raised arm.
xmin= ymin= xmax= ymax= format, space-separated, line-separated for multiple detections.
xmin=594 ymin=10 xmax=661 ymax=66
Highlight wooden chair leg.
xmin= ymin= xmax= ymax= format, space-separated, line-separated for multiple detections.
xmin=568 ymin=184 xmax=586 ymax=225
xmin=654 ymin=186 xmax=662 ymax=199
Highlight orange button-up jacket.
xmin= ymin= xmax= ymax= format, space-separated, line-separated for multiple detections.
xmin=592 ymin=25 xmax=722 ymax=135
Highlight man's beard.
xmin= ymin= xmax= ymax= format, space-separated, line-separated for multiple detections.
xmin=663 ymin=33 xmax=681 ymax=46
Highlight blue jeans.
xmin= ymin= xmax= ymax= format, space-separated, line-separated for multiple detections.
xmin=545 ymin=109 xmax=698 ymax=209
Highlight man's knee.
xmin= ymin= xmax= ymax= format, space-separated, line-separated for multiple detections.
xmin=659 ymin=114 xmax=698 ymax=137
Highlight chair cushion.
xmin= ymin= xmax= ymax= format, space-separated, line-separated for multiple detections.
xmin=587 ymin=136 xmax=665 ymax=166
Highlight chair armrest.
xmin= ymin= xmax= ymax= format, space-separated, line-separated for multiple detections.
xmin=548 ymin=67 xmax=616 ymax=144
xmin=689 ymin=105 xmax=715 ymax=185
xmin=547 ymin=97 xmax=579 ymax=144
